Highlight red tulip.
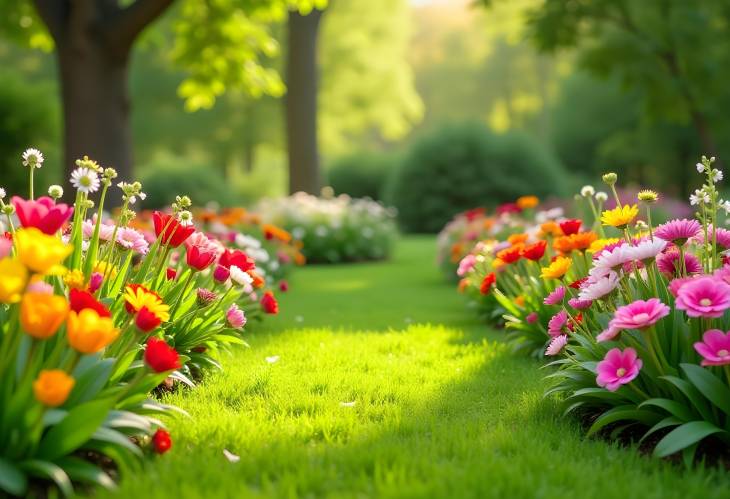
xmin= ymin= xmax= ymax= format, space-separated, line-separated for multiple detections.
xmin=559 ymin=219 xmax=582 ymax=236
xmin=218 ymin=249 xmax=255 ymax=272
xmin=152 ymin=211 xmax=195 ymax=248
xmin=144 ymin=338 xmax=181 ymax=372
xmin=12 ymin=196 xmax=73 ymax=235
xmin=135 ymin=307 xmax=161 ymax=333
xmin=261 ymin=291 xmax=279 ymax=315
xmin=69 ymin=289 xmax=111 ymax=318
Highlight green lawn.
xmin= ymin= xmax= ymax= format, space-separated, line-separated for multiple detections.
xmin=106 ymin=236 xmax=730 ymax=498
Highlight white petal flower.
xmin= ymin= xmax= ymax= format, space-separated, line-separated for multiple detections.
xmin=70 ymin=167 xmax=100 ymax=193
xmin=22 ymin=148 xmax=44 ymax=168
xmin=578 ymin=272 xmax=620 ymax=301
xmin=229 ymin=265 xmax=253 ymax=287
xmin=595 ymin=192 xmax=608 ymax=202
xmin=177 ymin=210 xmax=193 ymax=226
xmin=628 ymin=238 xmax=667 ymax=261
xmin=713 ymin=170 xmax=723 ymax=182
xmin=697 ymin=162 xmax=705 ymax=173
xmin=580 ymin=185 xmax=595 ymax=197
xmin=48 ymin=185 xmax=63 ymax=198
xmin=593 ymin=243 xmax=635 ymax=271
xmin=0 ymin=187 xmax=6 ymax=199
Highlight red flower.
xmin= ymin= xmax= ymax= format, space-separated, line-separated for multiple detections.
xmin=480 ymin=273 xmax=496 ymax=294
xmin=568 ymin=277 xmax=588 ymax=289
xmin=166 ymin=268 xmax=177 ymax=280
xmin=144 ymin=338 xmax=181 ymax=373
xmin=135 ymin=307 xmax=161 ymax=333
xmin=218 ymin=249 xmax=255 ymax=272
xmin=261 ymin=291 xmax=279 ymax=315
xmin=559 ymin=219 xmax=582 ymax=236
xmin=12 ymin=196 xmax=73 ymax=235
xmin=279 ymin=280 xmax=289 ymax=292
xmin=213 ymin=265 xmax=230 ymax=283
xmin=69 ymin=289 xmax=111 ymax=318
xmin=496 ymin=203 xmax=521 ymax=215
xmin=152 ymin=211 xmax=195 ymax=248
xmin=496 ymin=245 xmax=523 ymax=264
xmin=152 ymin=429 xmax=172 ymax=454
xmin=520 ymin=240 xmax=547 ymax=261
xmin=463 ymin=207 xmax=485 ymax=222
xmin=124 ymin=284 xmax=163 ymax=313
xmin=185 ymin=233 xmax=218 ymax=272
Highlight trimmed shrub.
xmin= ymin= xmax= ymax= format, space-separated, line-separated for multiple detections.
xmin=387 ymin=122 xmax=568 ymax=233
xmin=139 ymin=160 xmax=238 ymax=209
xmin=326 ymin=151 xmax=397 ymax=200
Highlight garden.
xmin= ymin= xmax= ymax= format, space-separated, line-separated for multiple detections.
xmin=2 ymin=0 xmax=730 ymax=498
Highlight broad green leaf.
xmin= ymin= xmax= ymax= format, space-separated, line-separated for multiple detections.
xmin=586 ymin=406 xmax=660 ymax=437
xmin=0 ymin=457 xmax=27 ymax=496
xmin=653 ymin=421 xmax=725 ymax=458
xmin=681 ymin=364 xmax=730 ymax=416
xmin=20 ymin=460 xmax=72 ymax=497
xmin=55 ymin=456 xmax=117 ymax=490
xmin=38 ymin=398 xmax=115 ymax=461
xmin=639 ymin=398 xmax=694 ymax=422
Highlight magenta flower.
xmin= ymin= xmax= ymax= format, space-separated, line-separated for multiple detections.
xmin=675 ymin=277 xmax=730 ymax=318
xmin=656 ymin=250 xmax=702 ymax=277
xmin=668 ymin=276 xmax=696 ymax=297
xmin=692 ymin=225 xmax=730 ymax=249
xmin=596 ymin=348 xmax=642 ymax=391
xmin=116 ymin=227 xmax=150 ymax=255
xmin=457 ymin=254 xmax=476 ymax=277
xmin=88 ymin=272 xmax=103 ymax=293
xmin=694 ymin=329 xmax=730 ymax=366
xmin=544 ymin=286 xmax=566 ymax=306
xmin=596 ymin=326 xmax=620 ymax=343
xmin=568 ymin=297 xmax=592 ymax=310
xmin=12 ymin=196 xmax=73 ymax=235
xmin=654 ymin=218 xmax=701 ymax=244
xmin=610 ymin=299 xmax=670 ymax=331
xmin=547 ymin=310 xmax=568 ymax=337
xmin=226 ymin=303 xmax=247 ymax=329
xmin=545 ymin=335 xmax=568 ymax=356
xmin=526 ymin=312 xmax=538 ymax=324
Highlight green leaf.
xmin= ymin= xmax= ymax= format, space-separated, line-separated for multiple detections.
xmin=639 ymin=398 xmax=695 ymax=422
xmin=660 ymin=375 xmax=714 ymax=422
xmin=639 ymin=416 xmax=682 ymax=444
xmin=37 ymin=398 xmax=115 ymax=461
xmin=20 ymin=460 xmax=73 ymax=497
xmin=55 ymin=456 xmax=117 ymax=490
xmin=653 ymin=421 xmax=725 ymax=458
xmin=88 ymin=427 xmax=143 ymax=457
xmin=586 ymin=406 xmax=660 ymax=437
xmin=681 ymin=364 xmax=730 ymax=416
xmin=66 ymin=358 xmax=115 ymax=406
xmin=104 ymin=410 xmax=152 ymax=432
xmin=0 ymin=457 xmax=28 ymax=496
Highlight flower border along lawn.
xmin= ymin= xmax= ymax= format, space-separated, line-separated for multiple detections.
xmin=104 ymin=237 xmax=730 ymax=498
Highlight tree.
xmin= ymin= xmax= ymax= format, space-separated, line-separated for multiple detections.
xmin=0 ymin=0 xmax=321 ymax=200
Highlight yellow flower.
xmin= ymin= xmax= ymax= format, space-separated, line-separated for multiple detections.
xmin=66 ymin=309 xmax=119 ymax=354
xmin=601 ymin=204 xmax=639 ymax=228
xmin=94 ymin=261 xmax=117 ymax=280
xmin=588 ymin=238 xmax=620 ymax=254
xmin=123 ymin=285 xmax=170 ymax=322
xmin=540 ymin=256 xmax=572 ymax=280
xmin=637 ymin=190 xmax=658 ymax=203
xmin=21 ymin=293 xmax=69 ymax=339
xmin=15 ymin=228 xmax=72 ymax=275
xmin=0 ymin=258 xmax=29 ymax=304
xmin=63 ymin=269 xmax=86 ymax=290
xmin=516 ymin=195 xmax=539 ymax=209
xmin=33 ymin=369 xmax=75 ymax=407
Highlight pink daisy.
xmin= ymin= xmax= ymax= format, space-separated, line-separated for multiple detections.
xmin=692 ymin=225 xmax=730 ymax=249
xmin=544 ymin=286 xmax=566 ymax=306
xmin=568 ymin=297 xmax=592 ymax=310
xmin=457 ymin=254 xmax=476 ymax=277
xmin=596 ymin=348 xmax=642 ymax=391
xmin=526 ymin=312 xmax=538 ymax=324
xmin=548 ymin=310 xmax=568 ymax=337
xmin=545 ymin=335 xmax=568 ymax=356
xmin=610 ymin=298 xmax=670 ymax=331
xmin=694 ymin=329 xmax=730 ymax=366
xmin=654 ymin=218 xmax=702 ymax=244
xmin=675 ymin=276 xmax=730 ymax=318
xmin=656 ymin=250 xmax=702 ymax=277
xmin=116 ymin=227 xmax=150 ymax=255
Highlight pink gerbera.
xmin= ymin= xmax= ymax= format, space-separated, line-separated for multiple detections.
xmin=675 ymin=277 xmax=730 ymax=318
xmin=656 ymin=249 xmax=702 ymax=277
xmin=694 ymin=329 xmax=730 ymax=366
xmin=596 ymin=325 xmax=620 ymax=342
xmin=116 ymin=227 xmax=150 ymax=255
xmin=568 ymin=297 xmax=592 ymax=310
xmin=654 ymin=218 xmax=702 ymax=244
xmin=610 ymin=298 xmax=670 ymax=331
xmin=547 ymin=310 xmax=569 ymax=337
xmin=457 ymin=254 xmax=476 ymax=277
xmin=82 ymin=215 xmax=116 ymax=241
xmin=692 ymin=225 xmax=730 ymax=249
xmin=544 ymin=286 xmax=566 ymax=306
xmin=545 ymin=335 xmax=568 ymax=356
xmin=596 ymin=348 xmax=642 ymax=391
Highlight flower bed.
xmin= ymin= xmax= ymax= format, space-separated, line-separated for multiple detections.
xmin=452 ymin=157 xmax=730 ymax=461
xmin=0 ymin=150 xmax=281 ymax=496
xmin=256 ymin=191 xmax=397 ymax=263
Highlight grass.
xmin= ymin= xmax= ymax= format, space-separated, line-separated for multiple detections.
xmin=106 ymin=236 xmax=730 ymax=498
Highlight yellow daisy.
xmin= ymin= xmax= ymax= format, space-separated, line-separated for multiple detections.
xmin=601 ymin=204 xmax=639 ymax=228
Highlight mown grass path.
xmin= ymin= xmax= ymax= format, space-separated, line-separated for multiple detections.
xmin=108 ymin=236 xmax=730 ymax=498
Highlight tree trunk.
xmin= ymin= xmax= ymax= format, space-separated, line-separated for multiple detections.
xmin=286 ymin=9 xmax=323 ymax=195
xmin=57 ymin=43 xmax=132 ymax=205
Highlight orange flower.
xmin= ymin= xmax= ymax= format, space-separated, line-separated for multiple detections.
xmin=250 ymin=271 xmax=265 ymax=289
xmin=262 ymin=224 xmax=292 ymax=243
xmin=514 ymin=295 xmax=525 ymax=306
xmin=540 ymin=221 xmax=563 ymax=238
xmin=458 ymin=278 xmax=469 ymax=293
xmin=450 ymin=242 xmax=464 ymax=263
xmin=569 ymin=231 xmax=598 ymax=251
xmin=507 ymin=233 xmax=529 ymax=245
xmin=66 ymin=309 xmax=119 ymax=354
xmin=21 ymin=292 xmax=69 ymax=339
xmin=294 ymin=252 xmax=306 ymax=265
xmin=492 ymin=258 xmax=506 ymax=269
xmin=553 ymin=236 xmax=575 ymax=254
xmin=516 ymin=196 xmax=539 ymax=209
xmin=483 ymin=218 xmax=495 ymax=230
xmin=497 ymin=244 xmax=524 ymax=264
xmin=33 ymin=369 xmax=74 ymax=407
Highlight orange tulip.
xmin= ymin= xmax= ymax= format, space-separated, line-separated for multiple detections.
xmin=66 ymin=309 xmax=119 ymax=354
xmin=21 ymin=292 xmax=69 ymax=339
xmin=33 ymin=369 xmax=75 ymax=407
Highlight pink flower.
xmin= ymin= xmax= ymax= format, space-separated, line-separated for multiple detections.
xmin=654 ymin=218 xmax=701 ymax=244
xmin=568 ymin=297 xmax=592 ymax=310
xmin=656 ymin=249 xmax=702 ymax=277
xmin=691 ymin=225 xmax=730 ymax=249
xmin=596 ymin=348 xmax=642 ymax=391
xmin=675 ymin=277 xmax=730 ymax=318
xmin=578 ymin=272 xmax=620 ymax=301
xmin=713 ymin=265 xmax=730 ymax=286
xmin=213 ymin=265 xmax=230 ymax=283
xmin=596 ymin=326 xmax=620 ymax=342
xmin=543 ymin=286 xmax=565 ymax=306
xmin=88 ymin=272 xmax=103 ymax=293
xmin=226 ymin=303 xmax=247 ymax=329
xmin=26 ymin=280 xmax=54 ymax=294
xmin=526 ymin=312 xmax=538 ymax=324
xmin=548 ymin=310 xmax=568 ymax=337
xmin=668 ymin=276 xmax=696 ymax=297
xmin=457 ymin=254 xmax=476 ymax=277
xmin=116 ymin=227 xmax=149 ymax=255
xmin=694 ymin=329 xmax=730 ymax=366
xmin=610 ymin=298 xmax=670 ymax=331
xmin=82 ymin=215 xmax=116 ymax=242
xmin=12 ymin=196 xmax=73 ymax=235
xmin=185 ymin=232 xmax=219 ymax=271
xmin=0 ymin=237 xmax=11 ymax=259
xmin=545 ymin=334 xmax=568 ymax=356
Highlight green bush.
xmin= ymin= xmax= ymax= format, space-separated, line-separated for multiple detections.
xmin=139 ymin=159 xmax=238 ymax=209
xmin=0 ymin=72 xmax=59 ymax=197
xmin=326 ymin=151 xmax=397 ymax=200
xmin=386 ymin=122 xmax=568 ymax=233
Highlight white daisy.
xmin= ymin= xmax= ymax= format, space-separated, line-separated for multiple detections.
xmin=580 ymin=185 xmax=595 ymax=197
xmin=70 ymin=167 xmax=100 ymax=193
xmin=177 ymin=210 xmax=193 ymax=226
xmin=578 ymin=272 xmax=620 ymax=301
xmin=22 ymin=148 xmax=44 ymax=168
xmin=593 ymin=243 xmax=635 ymax=271
xmin=0 ymin=187 xmax=6 ymax=199
xmin=628 ymin=238 xmax=667 ymax=261
xmin=229 ymin=265 xmax=253 ymax=287
xmin=595 ymin=192 xmax=608 ymax=202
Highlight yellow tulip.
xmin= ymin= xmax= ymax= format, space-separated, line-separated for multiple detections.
xmin=15 ymin=228 xmax=72 ymax=275
xmin=0 ymin=258 xmax=29 ymax=303
xmin=33 ymin=369 xmax=75 ymax=407
xmin=66 ymin=309 xmax=119 ymax=354
xmin=20 ymin=293 xmax=69 ymax=339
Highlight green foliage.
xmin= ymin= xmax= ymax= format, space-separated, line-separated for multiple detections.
xmin=387 ymin=122 xmax=568 ymax=233
xmin=139 ymin=160 xmax=238 ymax=210
xmin=326 ymin=151 xmax=397 ymax=200
xmin=0 ymin=71 xmax=58 ymax=196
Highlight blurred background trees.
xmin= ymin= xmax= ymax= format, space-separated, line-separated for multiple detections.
xmin=1 ymin=0 xmax=729 ymax=229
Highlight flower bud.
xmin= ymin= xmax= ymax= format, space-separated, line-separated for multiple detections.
xmin=601 ymin=172 xmax=617 ymax=185
xmin=48 ymin=185 xmax=64 ymax=199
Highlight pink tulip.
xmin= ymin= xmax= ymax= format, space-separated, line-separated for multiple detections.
xmin=12 ymin=196 xmax=73 ymax=235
